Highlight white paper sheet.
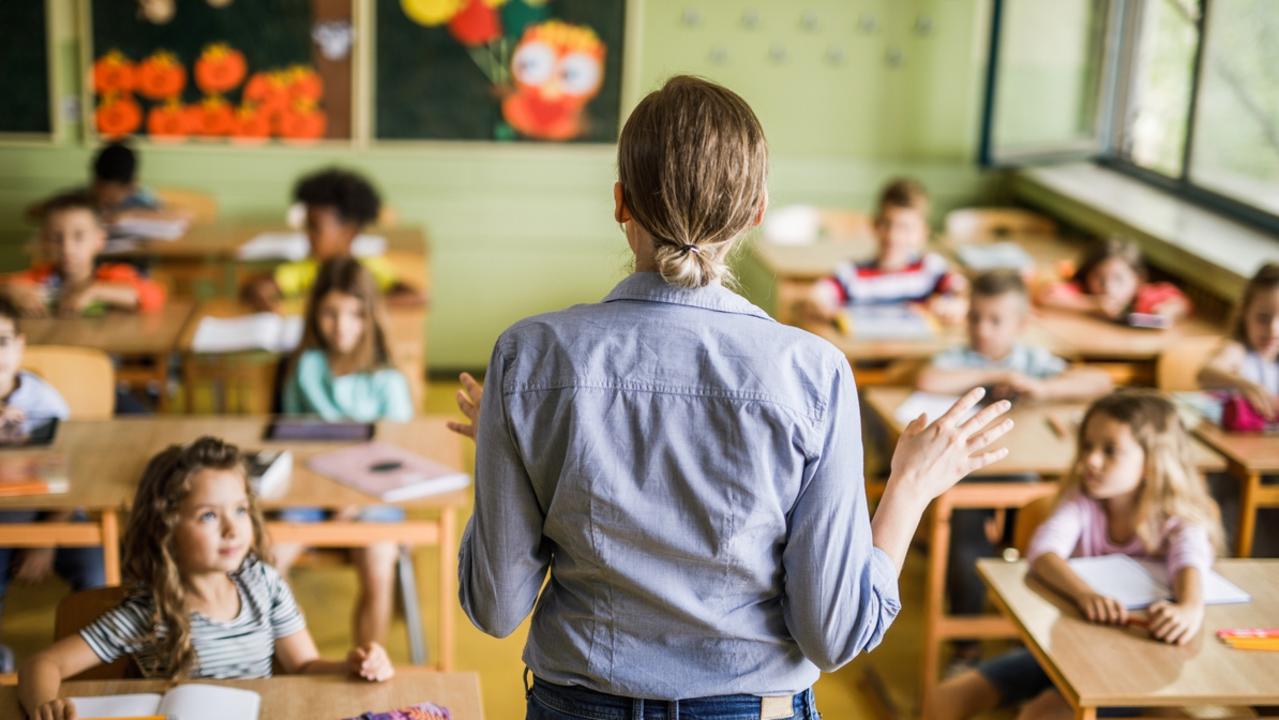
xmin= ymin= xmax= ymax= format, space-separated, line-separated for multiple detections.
xmin=68 ymin=693 xmax=163 ymax=717
xmin=157 ymin=683 xmax=260 ymax=720
xmin=111 ymin=216 xmax=189 ymax=241
xmin=956 ymin=241 xmax=1034 ymax=271
xmin=893 ymin=392 xmax=977 ymax=426
xmin=237 ymin=231 xmax=386 ymax=261
xmin=848 ymin=305 xmax=935 ymax=340
xmin=191 ymin=313 xmax=303 ymax=354
xmin=1069 ymin=554 xmax=1251 ymax=610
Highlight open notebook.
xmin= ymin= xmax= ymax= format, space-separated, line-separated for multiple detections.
xmin=237 ymin=232 xmax=386 ymax=261
xmin=1068 ymin=554 xmax=1252 ymax=610
xmin=191 ymin=313 xmax=304 ymax=354
xmin=71 ymin=683 xmax=259 ymax=720
xmin=846 ymin=305 xmax=936 ymax=340
xmin=955 ymin=241 xmax=1034 ymax=272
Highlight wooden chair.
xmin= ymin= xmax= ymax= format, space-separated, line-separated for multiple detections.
xmin=54 ymin=586 xmax=138 ymax=680
xmin=944 ymin=207 xmax=1058 ymax=243
xmin=1011 ymin=495 xmax=1057 ymax=555
xmin=153 ymin=187 xmax=218 ymax=224
xmin=1156 ymin=336 xmax=1221 ymax=392
xmin=21 ymin=346 xmax=115 ymax=420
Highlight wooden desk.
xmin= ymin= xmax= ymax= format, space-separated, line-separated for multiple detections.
xmin=178 ymin=298 xmax=427 ymax=414
xmin=978 ymin=558 xmax=1279 ymax=718
xmin=1191 ymin=422 xmax=1279 ymax=558
xmin=21 ymin=301 xmax=197 ymax=406
xmin=1032 ymin=308 xmax=1221 ymax=385
xmin=0 ymin=416 xmax=466 ymax=670
xmin=863 ymin=387 xmax=1228 ymax=705
xmin=99 ymin=224 xmax=429 ymax=299
xmin=0 ymin=668 xmax=485 ymax=719
xmin=942 ymin=233 xmax=1084 ymax=278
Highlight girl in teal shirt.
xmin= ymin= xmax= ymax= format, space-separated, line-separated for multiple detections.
xmin=278 ymin=256 xmax=413 ymax=648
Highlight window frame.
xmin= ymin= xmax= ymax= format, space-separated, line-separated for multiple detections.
xmin=981 ymin=0 xmax=1279 ymax=237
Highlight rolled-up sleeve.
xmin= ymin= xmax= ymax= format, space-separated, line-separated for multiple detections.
xmin=781 ymin=357 xmax=901 ymax=671
xmin=457 ymin=337 xmax=551 ymax=638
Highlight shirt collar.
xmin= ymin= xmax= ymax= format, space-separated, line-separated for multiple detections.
xmin=602 ymin=272 xmax=773 ymax=321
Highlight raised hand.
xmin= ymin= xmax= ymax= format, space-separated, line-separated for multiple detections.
xmin=888 ymin=387 xmax=1014 ymax=501
xmin=445 ymin=372 xmax=483 ymax=440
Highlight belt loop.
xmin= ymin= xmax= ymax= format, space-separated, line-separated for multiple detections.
xmin=632 ymin=697 xmax=644 ymax=720
xmin=523 ymin=666 xmax=532 ymax=699
xmin=671 ymin=698 xmax=679 ymax=720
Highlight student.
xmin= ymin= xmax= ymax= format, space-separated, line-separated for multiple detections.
xmin=276 ymin=256 xmax=412 ymax=648
xmin=0 ymin=296 xmax=104 ymax=674
xmin=1197 ymin=262 xmax=1279 ymax=420
xmin=932 ymin=390 xmax=1223 ymax=720
xmin=806 ymin=178 xmax=967 ymax=322
xmin=916 ymin=270 xmax=1112 ymax=670
xmin=18 ymin=437 xmax=393 ymax=720
xmin=3 ymin=191 xmax=166 ymax=317
xmin=1035 ymin=237 xmax=1189 ymax=324
xmin=917 ymin=269 xmax=1113 ymax=402
xmin=242 ymin=168 xmax=423 ymax=311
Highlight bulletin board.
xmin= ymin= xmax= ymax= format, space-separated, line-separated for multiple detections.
xmin=84 ymin=0 xmax=356 ymax=144
xmin=0 ymin=1 xmax=54 ymax=139
xmin=375 ymin=0 xmax=626 ymax=143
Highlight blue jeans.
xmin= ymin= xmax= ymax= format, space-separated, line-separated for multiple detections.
xmin=0 ymin=511 xmax=106 ymax=613
xmin=526 ymin=677 xmax=820 ymax=720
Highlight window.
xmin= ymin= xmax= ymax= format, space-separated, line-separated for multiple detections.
xmin=980 ymin=0 xmax=1279 ymax=233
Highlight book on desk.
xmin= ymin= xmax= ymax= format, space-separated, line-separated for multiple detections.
xmin=71 ymin=683 xmax=259 ymax=720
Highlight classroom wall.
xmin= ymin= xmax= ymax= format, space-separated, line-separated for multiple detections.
xmin=0 ymin=0 xmax=1003 ymax=369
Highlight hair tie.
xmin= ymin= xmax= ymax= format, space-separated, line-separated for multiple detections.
xmin=680 ymin=243 xmax=701 ymax=255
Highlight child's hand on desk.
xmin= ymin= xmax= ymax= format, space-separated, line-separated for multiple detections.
xmin=347 ymin=642 xmax=394 ymax=682
xmin=1075 ymin=592 xmax=1128 ymax=625
xmin=1147 ymin=599 xmax=1204 ymax=645
xmin=446 ymin=372 xmax=483 ymax=440
xmin=7 ymin=283 xmax=49 ymax=318
xmin=30 ymin=696 xmax=77 ymax=720
xmin=13 ymin=547 xmax=56 ymax=585
xmin=1240 ymin=381 xmax=1278 ymax=419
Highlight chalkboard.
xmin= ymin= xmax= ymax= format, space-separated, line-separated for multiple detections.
xmin=376 ymin=0 xmax=625 ymax=143
xmin=88 ymin=0 xmax=354 ymax=143
xmin=0 ymin=2 xmax=52 ymax=136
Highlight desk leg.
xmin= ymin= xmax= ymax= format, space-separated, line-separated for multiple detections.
xmin=101 ymin=510 xmax=121 ymax=585
xmin=920 ymin=495 xmax=953 ymax=716
xmin=1237 ymin=469 xmax=1261 ymax=558
xmin=438 ymin=506 xmax=458 ymax=672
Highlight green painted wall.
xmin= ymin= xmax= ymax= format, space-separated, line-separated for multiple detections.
xmin=0 ymin=0 xmax=1002 ymax=369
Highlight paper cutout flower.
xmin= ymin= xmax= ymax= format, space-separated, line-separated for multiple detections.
xmin=448 ymin=0 xmax=501 ymax=46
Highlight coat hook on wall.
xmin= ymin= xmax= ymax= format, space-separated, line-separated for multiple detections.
xmin=858 ymin=13 xmax=877 ymax=34
xmin=824 ymin=45 xmax=845 ymax=66
xmin=800 ymin=11 xmax=820 ymax=33
xmin=740 ymin=9 xmax=760 ymax=29
xmin=769 ymin=44 xmax=789 ymax=64
xmin=708 ymin=46 xmax=729 ymax=65
xmin=915 ymin=16 xmax=933 ymax=37
xmin=885 ymin=46 xmax=904 ymax=68
xmin=681 ymin=7 xmax=702 ymax=28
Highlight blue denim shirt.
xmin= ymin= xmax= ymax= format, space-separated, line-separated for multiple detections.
xmin=458 ymin=272 xmax=901 ymax=699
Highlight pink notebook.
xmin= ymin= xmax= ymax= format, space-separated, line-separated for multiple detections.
xmin=306 ymin=442 xmax=470 ymax=502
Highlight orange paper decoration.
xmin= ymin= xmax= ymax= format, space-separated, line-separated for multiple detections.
xmin=195 ymin=43 xmax=248 ymax=94
xmin=92 ymin=51 xmax=136 ymax=95
xmin=135 ymin=51 xmax=186 ymax=99
xmin=96 ymin=96 xmax=143 ymax=138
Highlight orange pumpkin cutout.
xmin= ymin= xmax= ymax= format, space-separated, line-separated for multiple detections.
xmin=92 ymin=51 xmax=136 ymax=95
xmin=231 ymin=106 xmax=271 ymax=143
xmin=195 ymin=43 xmax=247 ymax=94
xmin=285 ymin=66 xmax=323 ymax=103
xmin=277 ymin=104 xmax=326 ymax=142
xmin=136 ymin=52 xmax=186 ymax=100
xmin=244 ymin=71 xmax=290 ymax=115
xmin=96 ymin=96 xmax=143 ymax=138
xmin=146 ymin=102 xmax=192 ymax=141
xmin=195 ymin=97 xmax=236 ymax=137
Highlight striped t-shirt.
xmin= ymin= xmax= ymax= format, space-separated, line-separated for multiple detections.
xmin=80 ymin=557 xmax=306 ymax=679
xmin=824 ymin=251 xmax=960 ymax=306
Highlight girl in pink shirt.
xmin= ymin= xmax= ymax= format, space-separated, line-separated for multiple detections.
xmin=932 ymin=390 xmax=1224 ymax=720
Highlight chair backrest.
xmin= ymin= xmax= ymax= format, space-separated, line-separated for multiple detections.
xmin=1156 ymin=336 xmax=1222 ymax=392
xmin=945 ymin=207 xmax=1058 ymax=243
xmin=153 ymin=187 xmax=218 ymax=224
xmin=55 ymin=586 xmax=139 ymax=680
xmin=20 ymin=346 xmax=115 ymax=420
xmin=1013 ymin=495 xmax=1058 ymax=555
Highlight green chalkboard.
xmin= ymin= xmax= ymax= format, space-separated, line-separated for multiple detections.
xmin=0 ymin=2 xmax=52 ymax=135
xmin=89 ymin=0 xmax=353 ymax=142
xmin=376 ymin=0 xmax=625 ymax=143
